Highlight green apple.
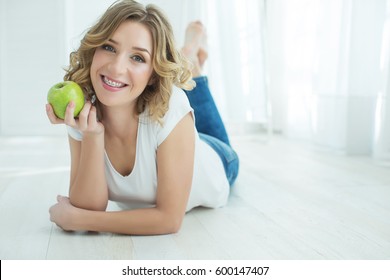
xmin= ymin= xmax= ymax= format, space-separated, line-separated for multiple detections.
xmin=47 ymin=81 xmax=85 ymax=119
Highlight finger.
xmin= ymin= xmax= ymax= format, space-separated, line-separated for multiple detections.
xmin=64 ymin=101 xmax=77 ymax=126
xmin=88 ymin=105 xmax=98 ymax=125
xmin=78 ymin=101 xmax=92 ymax=131
xmin=46 ymin=104 xmax=64 ymax=124
xmin=49 ymin=204 xmax=56 ymax=221
xmin=57 ymin=195 xmax=70 ymax=203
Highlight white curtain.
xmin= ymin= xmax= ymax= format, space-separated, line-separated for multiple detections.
xmin=267 ymin=0 xmax=390 ymax=161
xmin=375 ymin=0 xmax=390 ymax=161
xmin=145 ymin=0 xmax=390 ymax=161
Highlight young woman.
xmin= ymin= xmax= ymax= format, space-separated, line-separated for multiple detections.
xmin=46 ymin=0 xmax=239 ymax=235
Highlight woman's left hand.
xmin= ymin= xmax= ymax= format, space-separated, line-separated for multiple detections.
xmin=49 ymin=195 xmax=78 ymax=231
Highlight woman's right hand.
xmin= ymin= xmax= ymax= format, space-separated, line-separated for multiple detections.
xmin=46 ymin=101 xmax=104 ymax=135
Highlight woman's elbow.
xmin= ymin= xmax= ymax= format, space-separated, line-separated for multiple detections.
xmin=155 ymin=211 xmax=184 ymax=234
xmin=163 ymin=215 xmax=184 ymax=234
xmin=166 ymin=222 xmax=181 ymax=234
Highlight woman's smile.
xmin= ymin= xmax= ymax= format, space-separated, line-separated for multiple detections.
xmin=101 ymin=75 xmax=128 ymax=91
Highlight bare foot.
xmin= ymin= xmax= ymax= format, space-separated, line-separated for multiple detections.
xmin=181 ymin=21 xmax=208 ymax=77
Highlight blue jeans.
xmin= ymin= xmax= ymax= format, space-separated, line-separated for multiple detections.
xmin=184 ymin=76 xmax=239 ymax=186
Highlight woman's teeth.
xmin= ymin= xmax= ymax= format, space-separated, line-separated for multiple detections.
xmin=103 ymin=76 xmax=125 ymax=88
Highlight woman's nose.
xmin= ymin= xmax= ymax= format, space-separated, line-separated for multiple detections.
xmin=108 ymin=55 xmax=127 ymax=75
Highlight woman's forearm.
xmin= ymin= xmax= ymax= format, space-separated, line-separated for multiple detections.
xmin=70 ymin=133 xmax=108 ymax=211
xmin=75 ymin=207 xmax=183 ymax=235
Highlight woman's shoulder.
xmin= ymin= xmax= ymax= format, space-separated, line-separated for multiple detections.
xmin=169 ymin=86 xmax=191 ymax=107
xmin=153 ymin=86 xmax=194 ymax=145
xmin=140 ymin=86 xmax=191 ymax=122
xmin=165 ymin=86 xmax=193 ymax=119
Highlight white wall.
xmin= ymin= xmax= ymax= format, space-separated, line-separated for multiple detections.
xmin=0 ymin=0 xmax=67 ymax=136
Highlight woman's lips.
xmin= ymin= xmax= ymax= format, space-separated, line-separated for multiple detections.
xmin=101 ymin=75 xmax=128 ymax=91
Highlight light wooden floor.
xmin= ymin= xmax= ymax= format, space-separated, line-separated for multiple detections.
xmin=0 ymin=133 xmax=389 ymax=260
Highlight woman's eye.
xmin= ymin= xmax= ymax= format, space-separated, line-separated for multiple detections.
xmin=131 ymin=55 xmax=145 ymax=63
xmin=102 ymin=44 xmax=115 ymax=52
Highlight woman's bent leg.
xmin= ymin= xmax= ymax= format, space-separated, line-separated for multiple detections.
xmin=181 ymin=21 xmax=239 ymax=185
xmin=184 ymin=76 xmax=231 ymax=146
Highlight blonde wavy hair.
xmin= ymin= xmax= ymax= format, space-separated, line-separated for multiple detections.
xmin=64 ymin=0 xmax=195 ymax=123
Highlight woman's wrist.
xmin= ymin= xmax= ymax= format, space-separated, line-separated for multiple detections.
xmin=82 ymin=128 xmax=105 ymax=142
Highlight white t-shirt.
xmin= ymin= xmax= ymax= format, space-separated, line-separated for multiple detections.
xmin=67 ymin=86 xmax=229 ymax=212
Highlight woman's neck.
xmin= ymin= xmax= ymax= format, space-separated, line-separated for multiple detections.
xmin=100 ymin=103 xmax=139 ymax=139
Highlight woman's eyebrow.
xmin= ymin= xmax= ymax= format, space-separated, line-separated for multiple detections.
xmin=132 ymin=47 xmax=151 ymax=56
xmin=108 ymin=38 xmax=119 ymax=45
xmin=108 ymin=38 xmax=151 ymax=56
